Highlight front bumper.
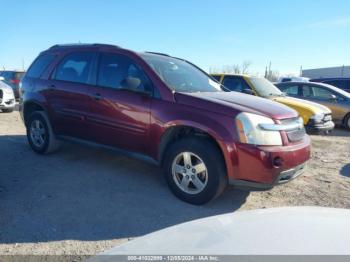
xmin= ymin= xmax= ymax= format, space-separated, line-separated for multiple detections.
xmin=228 ymin=136 xmax=311 ymax=189
xmin=306 ymin=120 xmax=335 ymax=134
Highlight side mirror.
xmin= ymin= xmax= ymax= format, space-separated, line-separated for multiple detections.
xmin=122 ymin=77 xmax=141 ymax=90
xmin=329 ymin=94 xmax=337 ymax=102
xmin=0 ymin=76 xmax=4 ymax=81
xmin=242 ymin=89 xmax=254 ymax=95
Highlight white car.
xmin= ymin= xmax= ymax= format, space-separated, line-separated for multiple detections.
xmin=89 ymin=207 xmax=350 ymax=260
xmin=0 ymin=77 xmax=16 ymax=112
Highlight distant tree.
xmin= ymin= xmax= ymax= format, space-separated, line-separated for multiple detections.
xmin=266 ymin=70 xmax=280 ymax=82
xmin=209 ymin=61 xmax=252 ymax=74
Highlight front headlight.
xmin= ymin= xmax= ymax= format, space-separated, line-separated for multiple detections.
xmin=310 ymin=113 xmax=324 ymax=123
xmin=236 ymin=112 xmax=283 ymax=146
xmin=3 ymin=88 xmax=13 ymax=94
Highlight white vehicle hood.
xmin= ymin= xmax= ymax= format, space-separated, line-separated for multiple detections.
xmin=96 ymin=207 xmax=350 ymax=256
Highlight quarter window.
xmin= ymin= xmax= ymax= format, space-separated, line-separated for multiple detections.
xmin=26 ymin=54 xmax=55 ymax=79
xmin=54 ymin=52 xmax=94 ymax=84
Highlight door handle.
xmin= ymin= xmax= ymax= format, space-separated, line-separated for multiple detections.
xmin=91 ymin=93 xmax=102 ymax=100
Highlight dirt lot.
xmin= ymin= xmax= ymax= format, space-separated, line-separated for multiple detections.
xmin=0 ymin=109 xmax=350 ymax=257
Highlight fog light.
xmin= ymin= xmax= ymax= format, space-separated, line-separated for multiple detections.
xmin=273 ymin=157 xmax=284 ymax=167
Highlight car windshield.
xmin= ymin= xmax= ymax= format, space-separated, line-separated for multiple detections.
xmin=140 ymin=53 xmax=222 ymax=93
xmin=250 ymin=77 xmax=284 ymax=97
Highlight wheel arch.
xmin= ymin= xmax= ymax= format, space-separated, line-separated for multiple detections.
xmin=158 ymin=122 xmax=230 ymax=173
xmin=22 ymin=100 xmax=48 ymax=127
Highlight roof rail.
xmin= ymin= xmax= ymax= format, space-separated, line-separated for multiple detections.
xmin=49 ymin=43 xmax=120 ymax=50
xmin=145 ymin=51 xmax=170 ymax=57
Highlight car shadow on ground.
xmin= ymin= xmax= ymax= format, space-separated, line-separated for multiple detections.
xmin=0 ymin=135 xmax=249 ymax=244
xmin=340 ymin=164 xmax=350 ymax=178
xmin=329 ymin=127 xmax=350 ymax=137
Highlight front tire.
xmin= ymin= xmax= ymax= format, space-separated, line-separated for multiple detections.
xmin=26 ymin=111 xmax=61 ymax=154
xmin=163 ymin=137 xmax=227 ymax=205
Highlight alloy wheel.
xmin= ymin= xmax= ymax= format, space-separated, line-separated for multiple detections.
xmin=171 ymin=152 xmax=208 ymax=194
xmin=30 ymin=119 xmax=46 ymax=148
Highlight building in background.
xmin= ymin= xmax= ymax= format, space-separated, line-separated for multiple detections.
xmin=302 ymin=65 xmax=350 ymax=79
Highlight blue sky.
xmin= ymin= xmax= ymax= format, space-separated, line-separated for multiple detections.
xmin=1 ymin=0 xmax=350 ymax=75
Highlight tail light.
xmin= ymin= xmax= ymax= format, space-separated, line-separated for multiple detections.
xmin=11 ymin=79 xmax=20 ymax=85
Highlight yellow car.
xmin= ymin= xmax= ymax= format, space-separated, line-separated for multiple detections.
xmin=211 ymin=74 xmax=335 ymax=133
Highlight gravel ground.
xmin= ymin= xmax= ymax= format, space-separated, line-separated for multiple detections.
xmin=0 ymin=109 xmax=349 ymax=257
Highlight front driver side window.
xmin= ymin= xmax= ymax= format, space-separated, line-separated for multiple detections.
xmin=222 ymin=76 xmax=250 ymax=92
xmin=97 ymin=53 xmax=151 ymax=93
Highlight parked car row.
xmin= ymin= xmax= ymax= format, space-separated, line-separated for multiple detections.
xmin=276 ymin=82 xmax=350 ymax=130
xmin=211 ymin=74 xmax=335 ymax=133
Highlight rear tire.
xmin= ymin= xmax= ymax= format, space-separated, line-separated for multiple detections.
xmin=345 ymin=114 xmax=350 ymax=130
xmin=26 ymin=111 xmax=61 ymax=154
xmin=163 ymin=137 xmax=227 ymax=205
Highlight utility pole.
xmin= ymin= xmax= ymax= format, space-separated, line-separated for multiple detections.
xmin=300 ymin=65 xmax=303 ymax=77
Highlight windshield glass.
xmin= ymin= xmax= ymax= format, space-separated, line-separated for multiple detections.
xmin=250 ymin=77 xmax=284 ymax=97
xmin=140 ymin=53 xmax=222 ymax=93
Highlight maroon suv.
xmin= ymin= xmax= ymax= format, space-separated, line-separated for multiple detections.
xmin=20 ymin=44 xmax=311 ymax=205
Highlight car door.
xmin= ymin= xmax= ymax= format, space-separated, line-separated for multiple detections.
xmin=222 ymin=75 xmax=253 ymax=94
xmin=86 ymin=52 xmax=152 ymax=154
xmin=46 ymin=51 xmax=96 ymax=139
xmin=301 ymin=84 xmax=346 ymax=122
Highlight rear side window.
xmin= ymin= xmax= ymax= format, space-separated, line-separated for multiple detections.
xmin=54 ymin=52 xmax=94 ymax=84
xmin=26 ymin=54 xmax=55 ymax=78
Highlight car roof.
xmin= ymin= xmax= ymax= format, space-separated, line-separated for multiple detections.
xmin=277 ymin=81 xmax=350 ymax=97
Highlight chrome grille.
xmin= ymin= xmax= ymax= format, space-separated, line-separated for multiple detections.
xmin=280 ymin=117 xmax=306 ymax=142
xmin=286 ymin=128 xmax=306 ymax=142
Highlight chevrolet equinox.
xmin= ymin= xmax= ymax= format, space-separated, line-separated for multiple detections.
xmin=20 ymin=44 xmax=311 ymax=205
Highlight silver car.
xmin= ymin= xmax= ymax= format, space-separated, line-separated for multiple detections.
xmin=276 ymin=81 xmax=350 ymax=130
xmin=0 ymin=77 xmax=16 ymax=113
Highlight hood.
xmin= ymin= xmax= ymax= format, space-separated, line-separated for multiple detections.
xmin=273 ymin=96 xmax=331 ymax=114
xmin=96 ymin=207 xmax=350 ymax=256
xmin=175 ymin=91 xmax=298 ymax=120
